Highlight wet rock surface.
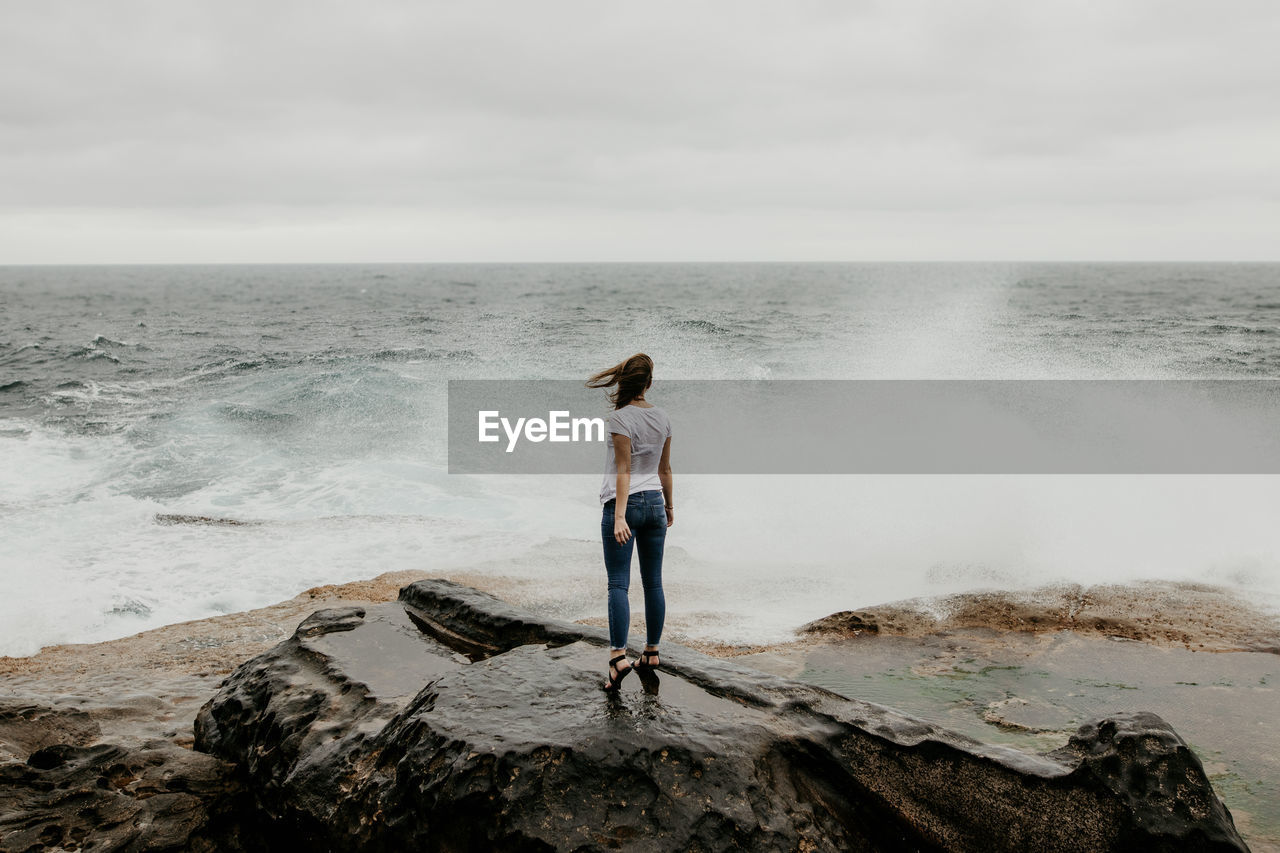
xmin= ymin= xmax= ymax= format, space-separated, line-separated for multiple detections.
xmin=190 ymin=579 xmax=1249 ymax=852
xmin=0 ymin=572 xmax=440 ymax=853
xmin=0 ymin=724 xmax=257 ymax=853
xmin=0 ymin=701 xmax=101 ymax=764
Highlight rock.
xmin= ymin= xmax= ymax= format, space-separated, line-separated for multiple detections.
xmin=0 ymin=699 xmax=100 ymax=763
xmin=798 ymin=583 xmax=1280 ymax=654
xmin=1054 ymin=713 xmax=1245 ymax=850
xmin=295 ymin=605 xmax=366 ymax=637
xmin=0 ymin=733 xmax=257 ymax=852
xmin=193 ymin=579 xmax=1249 ymax=852
xmin=800 ymin=609 xmax=881 ymax=636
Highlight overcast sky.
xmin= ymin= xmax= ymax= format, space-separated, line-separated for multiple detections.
xmin=1 ymin=0 xmax=1277 ymax=263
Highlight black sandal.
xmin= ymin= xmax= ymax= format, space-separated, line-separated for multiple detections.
xmin=635 ymin=649 xmax=661 ymax=671
xmin=604 ymin=654 xmax=632 ymax=690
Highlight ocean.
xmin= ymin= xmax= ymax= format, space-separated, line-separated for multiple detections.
xmin=2 ymin=262 xmax=1280 ymax=658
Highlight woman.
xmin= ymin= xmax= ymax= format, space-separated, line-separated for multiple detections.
xmin=586 ymin=353 xmax=674 ymax=691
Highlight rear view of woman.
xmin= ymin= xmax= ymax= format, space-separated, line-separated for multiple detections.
xmin=586 ymin=353 xmax=674 ymax=691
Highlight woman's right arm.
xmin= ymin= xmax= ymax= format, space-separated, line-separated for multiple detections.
xmin=659 ymin=436 xmax=673 ymax=527
xmin=612 ymin=433 xmax=632 ymax=544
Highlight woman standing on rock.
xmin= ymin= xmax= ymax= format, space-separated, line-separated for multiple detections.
xmin=587 ymin=353 xmax=674 ymax=691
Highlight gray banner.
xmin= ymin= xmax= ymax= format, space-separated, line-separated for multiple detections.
xmin=447 ymin=380 xmax=1280 ymax=474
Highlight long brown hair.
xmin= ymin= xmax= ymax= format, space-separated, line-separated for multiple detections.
xmin=586 ymin=353 xmax=654 ymax=409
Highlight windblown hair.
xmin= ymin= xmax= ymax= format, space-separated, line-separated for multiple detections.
xmin=586 ymin=353 xmax=654 ymax=409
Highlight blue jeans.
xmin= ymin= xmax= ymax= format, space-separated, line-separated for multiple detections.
xmin=602 ymin=489 xmax=667 ymax=650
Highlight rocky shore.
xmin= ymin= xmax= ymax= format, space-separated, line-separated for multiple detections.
xmin=799 ymin=582 xmax=1280 ymax=654
xmin=2 ymin=577 xmax=1262 ymax=852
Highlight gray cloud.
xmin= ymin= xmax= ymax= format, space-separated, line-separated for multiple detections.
xmin=1 ymin=0 xmax=1277 ymax=261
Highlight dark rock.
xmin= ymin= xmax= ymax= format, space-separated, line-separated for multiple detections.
xmin=296 ymin=605 xmax=367 ymax=637
xmin=193 ymin=579 xmax=1249 ymax=852
xmin=0 ymin=734 xmax=260 ymax=852
xmin=1053 ymin=713 xmax=1246 ymax=851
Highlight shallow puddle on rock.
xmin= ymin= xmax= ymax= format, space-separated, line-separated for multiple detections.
xmin=305 ymin=605 xmax=466 ymax=701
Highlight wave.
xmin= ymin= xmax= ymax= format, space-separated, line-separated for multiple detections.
xmin=91 ymin=334 xmax=147 ymax=349
xmin=180 ymin=356 xmax=286 ymax=384
xmin=1202 ymin=324 xmax=1276 ymax=336
xmin=73 ymin=346 xmax=121 ymax=363
xmin=214 ymin=403 xmax=299 ymax=428
xmin=669 ymin=318 xmax=745 ymax=337
xmin=67 ymin=334 xmax=152 ymax=365
xmin=369 ymin=348 xmax=477 ymax=362
xmin=154 ymin=513 xmax=260 ymax=527
xmin=183 ymin=349 xmax=475 ymax=379
xmin=105 ymin=597 xmax=153 ymax=618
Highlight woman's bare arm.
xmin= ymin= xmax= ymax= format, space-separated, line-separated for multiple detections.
xmin=658 ymin=436 xmax=673 ymax=527
xmin=612 ymin=433 xmax=632 ymax=544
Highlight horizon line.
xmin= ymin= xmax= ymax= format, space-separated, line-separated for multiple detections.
xmin=3 ymin=259 xmax=1278 ymax=268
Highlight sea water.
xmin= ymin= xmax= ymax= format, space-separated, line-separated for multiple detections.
xmin=2 ymin=263 xmax=1279 ymax=657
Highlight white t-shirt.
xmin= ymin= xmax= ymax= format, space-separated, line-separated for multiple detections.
xmin=599 ymin=404 xmax=672 ymax=505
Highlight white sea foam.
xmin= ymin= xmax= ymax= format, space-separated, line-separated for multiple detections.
xmin=4 ymin=417 xmax=1279 ymax=656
